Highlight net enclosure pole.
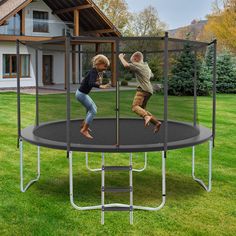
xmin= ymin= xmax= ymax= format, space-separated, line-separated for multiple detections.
xmin=65 ymin=36 xmax=71 ymax=156
xmin=35 ymin=49 xmax=39 ymax=126
xmin=193 ymin=50 xmax=197 ymax=127
xmin=16 ymin=40 xmax=21 ymax=146
xmin=212 ymin=39 xmax=217 ymax=147
xmin=163 ymin=32 xmax=169 ymax=154
xmin=78 ymin=44 xmax=82 ymax=84
xmin=115 ymin=39 xmax=120 ymax=147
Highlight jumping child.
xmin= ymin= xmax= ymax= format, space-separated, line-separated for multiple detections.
xmin=119 ymin=51 xmax=161 ymax=133
xmin=76 ymin=54 xmax=110 ymax=139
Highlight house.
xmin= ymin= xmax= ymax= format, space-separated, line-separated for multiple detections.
xmin=0 ymin=0 xmax=120 ymax=89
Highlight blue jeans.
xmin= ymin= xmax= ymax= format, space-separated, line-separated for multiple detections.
xmin=75 ymin=90 xmax=97 ymax=126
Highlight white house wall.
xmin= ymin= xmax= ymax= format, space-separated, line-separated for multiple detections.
xmin=0 ymin=0 xmax=77 ymax=88
xmin=24 ymin=0 xmax=67 ymax=37
xmin=43 ymin=51 xmax=67 ymax=85
xmin=0 ymin=42 xmax=76 ymax=88
xmin=0 ymin=42 xmax=36 ymax=88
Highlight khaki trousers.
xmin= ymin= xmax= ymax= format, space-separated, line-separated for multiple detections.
xmin=132 ymin=91 xmax=159 ymax=125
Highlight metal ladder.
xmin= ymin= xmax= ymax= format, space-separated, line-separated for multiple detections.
xmin=101 ymin=153 xmax=133 ymax=225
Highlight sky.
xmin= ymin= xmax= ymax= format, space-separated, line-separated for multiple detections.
xmin=126 ymin=0 xmax=216 ymax=29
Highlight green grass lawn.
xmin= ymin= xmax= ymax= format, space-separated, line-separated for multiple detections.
xmin=0 ymin=91 xmax=236 ymax=235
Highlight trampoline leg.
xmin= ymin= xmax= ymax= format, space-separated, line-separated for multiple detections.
xmin=133 ymin=152 xmax=148 ymax=172
xmin=133 ymin=151 xmax=166 ymax=211
xmin=101 ymin=153 xmax=105 ymax=225
xmin=69 ymin=151 xmax=101 ymax=211
xmin=85 ymin=152 xmax=102 ymax=172
xmin=129 ymin=153 xmax=133 ymax=224
xmin=68 ymin=151 xmax=166 ymax=222
xmin=192 ymin=138 xmax=212 ymax=192
xmin=20 ymin=139 xmax=40 ymax=192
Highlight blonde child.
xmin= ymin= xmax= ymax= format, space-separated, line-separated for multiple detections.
xmin=76 ymin=54 xmax=110 ymax=139
xmin=119 ymin=52 xmax=161 ymax=133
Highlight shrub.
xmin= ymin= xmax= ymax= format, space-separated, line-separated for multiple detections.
xmin=102 ymin=77 xmax=110 ymax=85
xmin=148 ymin=56 xmax=163 ymax=81
xmin=124 ymin=73 xmax=133 ymax=81
xmin=121 ymin=80 xmax=128 ymax=86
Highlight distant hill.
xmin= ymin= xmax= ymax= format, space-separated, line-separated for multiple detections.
xmin=168 ymin=20 xmax=207 ymax=41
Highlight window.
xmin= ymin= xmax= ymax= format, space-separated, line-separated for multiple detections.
xmin=0 ymin=13 xmax=21 ymax=35
xmin=33 ymin=11 xmax=49 ymax=33
xmin=3 ymin=55 xmax=30 ymax=78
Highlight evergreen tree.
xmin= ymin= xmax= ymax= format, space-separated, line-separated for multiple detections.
xmin=198 ymin=45 xmax=214 ymax=96
xmin=205 ymin=44 xmax=214 ymax=68
xmin=168 ymin=44 xmax=198 ymax=96
xmin=216 ymin=51 xmax=236 ymax=93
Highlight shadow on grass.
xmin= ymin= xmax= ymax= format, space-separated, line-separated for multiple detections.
xmin=34 ymin=169 xmax=204 ymax=206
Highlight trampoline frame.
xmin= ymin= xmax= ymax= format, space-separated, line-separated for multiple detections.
xmin=17 ymin=33 xmax=217 ymax=223
xmin=19 ymin=138 xmax=213 ymax=224
xmin=85 ymin=152 xmax=147 ymax=172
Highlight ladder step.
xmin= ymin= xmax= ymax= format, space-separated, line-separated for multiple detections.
xmin=102 ymin=187 xmax=131 ymax=193
xmin=103 ymin=207 xmax=131 ymax=211
xmin=103 ymin=166 xmax=131 ymax=171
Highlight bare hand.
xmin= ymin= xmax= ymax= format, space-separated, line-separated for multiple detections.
xmin=119 ymin=53 xmax=125 ymax=59
xmin=100 ymin=84 xmax=111 ymax=89
xmin=104 ymin=83 xmax=111 ymax=89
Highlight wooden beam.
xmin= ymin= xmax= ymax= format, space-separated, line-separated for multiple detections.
xmin=0 ymin=0 xmax=32 ymax=26
xmin=53 ymin=4 xmax=92 ymax=15
xmin=0 ymin=35 xmax=53 ymax=42
xmin=111 ymin=42 xmax=116 ymax=87
xmin=71 ymin=39 xmax=116 ymax=45
xmin=82 ymin=28 xmax=116 ymax=35
xmin=72 ymin=9 xmax=79 ymax=84
xmin=21 ymin=10 xmax=25 ymax=35
xmin=74 ymin=10 xmax=79 ymax=36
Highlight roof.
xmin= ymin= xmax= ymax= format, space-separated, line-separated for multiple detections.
xmin=0 ymin=0 xmax=121 ymax=37
xmin=0 ymin=0 xmax=31 ymax=25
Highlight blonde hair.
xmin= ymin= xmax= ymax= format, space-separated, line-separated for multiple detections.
xmin=92 ymin=54 xmax=110 ymax=68
xmin=130 ymin=51 xmax=144 ymax=63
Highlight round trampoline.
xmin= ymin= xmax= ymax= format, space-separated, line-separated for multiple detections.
xmin=21 ymin=118 xmax=212 ymax=152
xmin=17 ymin=34 xmax=217 ymax=224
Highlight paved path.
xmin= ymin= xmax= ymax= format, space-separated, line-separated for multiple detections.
xmin=0 ymin=83 xmax=137 ymax=95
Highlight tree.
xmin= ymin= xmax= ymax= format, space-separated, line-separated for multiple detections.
xmin=203 ymin=0 xmax=236 ymax=52
xmin=93 ymin=1 xmax=165 ymax=36
xmin=198 ymin=45 xmax=215 ymax=96
xmin=93 ymin=0 xmax=131 ymax=34
xmin=168 ymin=44 xmax=200 ymax=96
xmin=129 ymin=6 xmax=166 ymax=36
xmin=216 ymin=51 xmax=236 ymax=93
xmin=205 ymin=44 xmax=215 ymax=68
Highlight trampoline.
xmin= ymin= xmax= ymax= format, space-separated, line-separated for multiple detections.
xmin=21 ymin=118 xmax=212 ymax=152
xmin=17 ymin=34 xmax=217 ymax=224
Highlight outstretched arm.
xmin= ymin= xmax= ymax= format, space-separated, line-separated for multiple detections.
xmin=119 ymin=53 xmax=130 ymax=68
xmin=99 ymin=84 xmax=111 ymax=89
